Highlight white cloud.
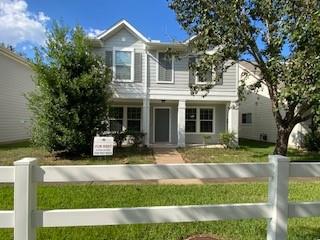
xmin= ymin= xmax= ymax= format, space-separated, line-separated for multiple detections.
xmin=0 ymin=0 xmax=50 ymax=47
xmin=86 ymin=28 xmax=103 ymax=38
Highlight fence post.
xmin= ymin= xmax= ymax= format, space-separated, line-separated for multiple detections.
xmin=14 ymin=158 xmax=38 ymax=240
xmin=267 ymin=155 xmax=289 ymax=240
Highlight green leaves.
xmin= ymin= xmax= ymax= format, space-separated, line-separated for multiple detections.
xmin=28 ymin=23 xmax=113 ymax=155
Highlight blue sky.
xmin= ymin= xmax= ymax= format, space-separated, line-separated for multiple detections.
xmin=0 ymin=0 xmax=188 ymax=58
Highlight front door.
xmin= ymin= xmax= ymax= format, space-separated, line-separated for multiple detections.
xmin=154 ymin=108 xmax=170 ymax=143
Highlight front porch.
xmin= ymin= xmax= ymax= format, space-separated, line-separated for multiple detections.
xmin=110 ymin=98 xmax=239 ymax=147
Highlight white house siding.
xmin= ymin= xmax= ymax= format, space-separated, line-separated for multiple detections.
xmin=0 ymin=48 xmax=34 ymax=143
xmin=148 ymin=53 xmax=238 ymax=100
xmin=239 ymin=65 xmax=309 ymax=147
xmin=94 ymin=27 xmax=146 ymax=99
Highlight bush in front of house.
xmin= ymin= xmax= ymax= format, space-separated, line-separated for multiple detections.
xmin=112 ymin=130 xmax=146 ymax=148
xmin=303 ymin=131 xmax=320 ymax=152
xmin=28 ymin=23 xmax=113 ymax=155
xmin=219 ymin=132 xmax=237 ymax=149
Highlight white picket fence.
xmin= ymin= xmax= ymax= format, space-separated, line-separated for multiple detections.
xmin=0 ymin=155 xmax=320 ymax=240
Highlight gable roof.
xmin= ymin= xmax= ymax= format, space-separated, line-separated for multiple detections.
xmin=97 ymin=19 xmax=150 ymax=43
xmin=0 ymin=46 xmax=31 ymax=68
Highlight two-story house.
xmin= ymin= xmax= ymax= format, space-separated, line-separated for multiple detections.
xmin=91 ymin=20 xmax=239 ymax=147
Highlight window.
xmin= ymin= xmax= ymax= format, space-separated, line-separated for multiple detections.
xmin=200 ymin=108 xmax=213 ymax=133
xmin=185 ymin=108 xmax=197 ymax=133
xmin=242 ymin=113 xmax=252 ymax=124
xmin=127 ymin=107 xmax=141 ymax=132
xmin=115 ymin=50 xmax=133 ymax=81
xmin=109 ymin=107 xmax=123 ymax=132
xmin=158 ymin=52 xmax=173 ymax=83
xmin=189 ymin=56 xmax=223 ymax=85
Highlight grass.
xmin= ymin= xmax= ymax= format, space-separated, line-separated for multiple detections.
xmin=0 ymin=182 xmax=319 ymax=239
xmin=0 ymin=141 xmax=154 ymax=166
xmin=178 ymin=139 xmax=320 ymax=163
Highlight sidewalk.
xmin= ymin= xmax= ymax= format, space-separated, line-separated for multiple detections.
xmin=153 ymin=148 xmax=203 ymax=184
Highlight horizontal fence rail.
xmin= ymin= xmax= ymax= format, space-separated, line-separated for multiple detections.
xmin=0 ymin=155 xmax=319 ymax=240
xmin=35 ymin=163 xmax=273 ymax=182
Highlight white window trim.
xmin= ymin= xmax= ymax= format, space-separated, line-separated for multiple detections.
xmin=109 ymin=106 xmax=125 ymax=132
xmin=109 ymin=105 xmax=143 ymax=133
xmin=185 ymin=108 xmax=197 ymax=133
xmin=194 ymin=67 xmax=216 ymax=85
xmin=113 ymin=47 xmax=135 ymax=83
xmin=241 ymin=112 xmax=253 ymax=125
xmin=156 ymin=51 xmax=175 ymax=84
xmin=153 ymin=106 xmax=172 ymax=143
xmin=185 ymin=107 xmax=216 ymax=134
xmin=127 ymin=107 xmax=142 ymax=131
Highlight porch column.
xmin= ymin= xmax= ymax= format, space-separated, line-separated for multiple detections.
xmin=227 ymin=101 xmax=239 ymax=145
xmin=142 ymin=98 xmax=150 ymax=146
xmin=177 ymin=100 xmax=186 ymax=147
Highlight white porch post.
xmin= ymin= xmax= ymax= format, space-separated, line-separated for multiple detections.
xmin=143 ymin=98 xmax=150 ymax=146
xmin=177 ymin=100 xmax=186 ymax=147
xmin=227 ymin=101 xmax=239 ymax=145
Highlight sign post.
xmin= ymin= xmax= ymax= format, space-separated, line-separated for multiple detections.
xmin=93 ymin=136 xmax=114 ymax=156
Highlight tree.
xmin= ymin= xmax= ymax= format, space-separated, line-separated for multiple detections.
xmin=28 ymin=23 xmax=113 ymax=155
xmin=170 ymin=0 xmax=320 ymax=155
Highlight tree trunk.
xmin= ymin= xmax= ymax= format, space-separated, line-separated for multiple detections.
xmin=273 ymin=128 xmax=291 ymax=156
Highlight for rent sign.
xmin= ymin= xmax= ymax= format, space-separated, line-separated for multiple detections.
xmin=93 ymin=137 xmax=114 ymax=156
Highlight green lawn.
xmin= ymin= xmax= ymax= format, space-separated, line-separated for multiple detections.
xmin=0 ymin=182 xmax=319 ymax=239
xmin=0 ymin=141 xmax=154 ymax=166
xmin=178 ymin=139 xmax=320 ymax=163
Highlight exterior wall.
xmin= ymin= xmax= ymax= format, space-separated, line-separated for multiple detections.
xmin=0 ymin=48 xmax=34 ymax=143
xmin=148 ymin=53 xmax=238 ymax=101
xmin=93 ymin=28 xmax=146 ymax=99
xmin=185 ymin=103 xmax=227 ymax=144
xmin=239 ymin=65 xmax=309 ymax=147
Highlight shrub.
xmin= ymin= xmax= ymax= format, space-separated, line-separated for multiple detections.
xmin=219 ymin=132 xmax=237 ymax=149
xmin=112 ymin=131 xmax=128 ymax=148
xmin=128 ymin=131 xmax=145 ymax=147
xmin=303 ymin=131 xmax=320 ymax=152
xmin=28 ymin=23 xmax=112 ymax=155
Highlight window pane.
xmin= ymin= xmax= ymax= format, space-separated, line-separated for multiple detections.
xmin=128 ymin=108 xmax=141 ymax=119
xmin=200 ymin=121 xmax=213 ymax=132
xmin=200 ymin=109 xmax=213 ymax=120
xmin=116 ymin=66 xmax=131 ymax=80
xmin=109 ymin=107 xmax=123 ymax=119
xmin=127 ymin=120 xmax=141 ymax=132
xmin=186 ymin=121 xmax=196 ymax=133
xmin=158 ymin=52 xmax=172 ymax=82
xmin=115 ymin=51 xmax=131 ymax=65
xmin=186 ymin=108 xmax=197 ymax=120
xmin=110 ymin=120 xmax=123 ymax=132
xmin=242 ymin=113 xmax=252 ymax=124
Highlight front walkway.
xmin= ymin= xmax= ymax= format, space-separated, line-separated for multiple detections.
xmin=153 ymin=147 xmax=203 ymax=184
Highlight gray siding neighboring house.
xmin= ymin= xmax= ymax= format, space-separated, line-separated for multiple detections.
xmin=0 ymin=47 xmax=34 ymax=143
xmin=92 ymin=20 xmax=239 ymax=146
xmin=239 ymin=62 xmax=310 ymax=147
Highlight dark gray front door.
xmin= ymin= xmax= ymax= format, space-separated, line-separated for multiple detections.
xmin=154 ymin=108 xmax=170 ymax=142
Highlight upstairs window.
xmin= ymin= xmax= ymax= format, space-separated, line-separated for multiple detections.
xmin=127 ymin=107 xmax=141 ymax=132
xmin=189 ymin=56 xmax=223 ymax=85
xmin=109 ymin=107 xmax=123 ymax=132
xmin=158 ymin=52 xmax=174 ymax=83
xmin=114 ymin=50 xmax=134 ymax=82
xmin=241 ymin=113 xmax=252 ymax=124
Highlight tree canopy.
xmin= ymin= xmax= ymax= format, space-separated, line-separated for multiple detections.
xmin=170 ymin=0 xmax=320 ymax=155
xmin=28 ymin=23 xmax=113 ymax=154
